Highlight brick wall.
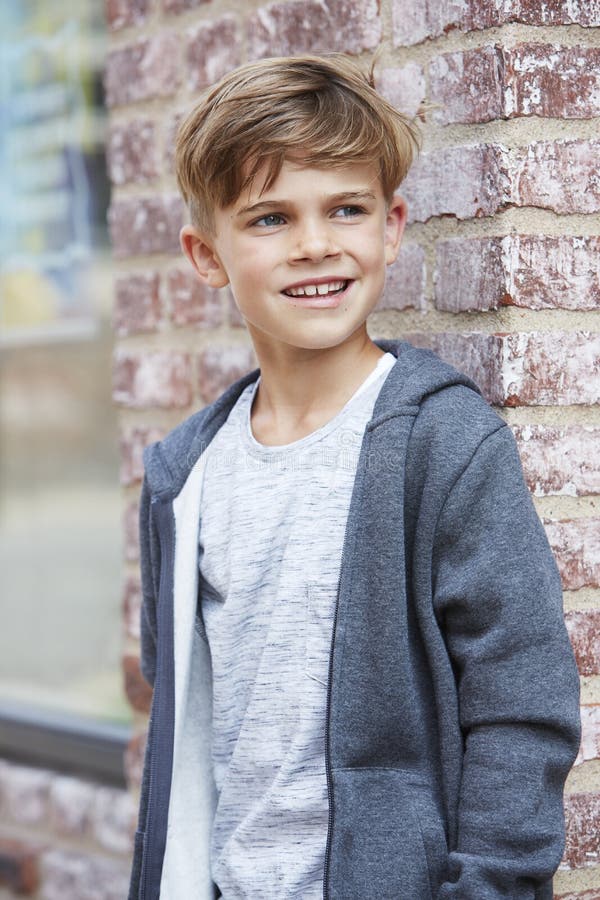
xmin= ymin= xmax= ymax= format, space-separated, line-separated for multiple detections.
xmin=106 ymin=0 xmax=600 ymax=897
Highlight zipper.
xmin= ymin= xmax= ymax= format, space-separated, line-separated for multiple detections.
xmin=322 ymin=517 xmax=350 ymax=899
xmin=140 ymin=496 xmax=176 ymax=899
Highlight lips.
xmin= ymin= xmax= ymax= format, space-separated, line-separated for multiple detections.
xmin=282 ymin=279 xmax=350 ymax=298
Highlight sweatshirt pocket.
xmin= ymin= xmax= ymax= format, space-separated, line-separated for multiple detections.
xmin=305 ymin=582 xmax=336 ymax=687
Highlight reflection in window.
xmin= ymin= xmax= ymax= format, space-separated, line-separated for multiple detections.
xmin=0 ymin=2 xmax=129 ymax=723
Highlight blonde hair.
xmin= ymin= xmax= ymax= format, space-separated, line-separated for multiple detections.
xmin=175 ymin=53 xmax=421 ymax=234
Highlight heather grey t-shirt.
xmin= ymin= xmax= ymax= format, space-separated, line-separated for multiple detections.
xmin=197 ymin=352 xmax=395 ymax=898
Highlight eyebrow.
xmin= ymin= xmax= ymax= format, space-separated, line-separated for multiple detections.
xmin=235 ymin=190 xmax=378 ymax=218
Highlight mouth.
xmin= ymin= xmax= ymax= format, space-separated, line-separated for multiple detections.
xmin=281 ymin=279 xmax=351 ymax=298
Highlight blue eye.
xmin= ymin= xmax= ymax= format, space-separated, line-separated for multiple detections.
xmin=254 ymin=213 xmax=285 ymax=227
xmin=334 ymin=205 xmax=364 ymax=218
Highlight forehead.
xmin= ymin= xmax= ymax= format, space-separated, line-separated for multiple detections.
xmin=234 ymin=158 xmax=384 ymax=207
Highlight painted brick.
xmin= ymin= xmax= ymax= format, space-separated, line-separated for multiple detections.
xmin=401 ymin=145 xmax=510 ymax=223
xmin=556 ymin=891 xmax=600 ymax=900
xmin=123 ymin=654 xmax=153 ymax=714
xmin=113 ymin=350 xmax=193 ymax=409
xmin=163 ymin=0 xmax=210 ymax=13
xmin=198 ymin=344 xmax=257 ymax=403
xmin=107 ymin=120 xmax=158 ymax=186
xmin=545 ymin=520 xmax=600 ymax=592
xmin=435 ymin=236 xmax=600 ymax=312
xmin=511 ymin=139 xmax=600 ymax=215
xmin=392 ymin=0 xmax=600 ymax=47
xmin=120 ymin=424 xmax=166 ymax=486
xmin=247 ymin=0 xmax=381 ymax=59
xmin=104 ymin=35 xmax=181 ymax=108
xmin=91 ymin=787 xmax=136 ymax=855
xmin=105 ymin=0 xmax=150 ymax=31
xmin=512 ymin=425 xmax=600 ymax=497
xmin=48 ymin=776 xmax=94 ymax=837
xmin=375 ymin=64 xmax=427 ymax=119
xmin=113 ymin=272 xmax=162 ymax=337
xmin=125 ymin=731 xmax=147 ymax=793
xmin=123 ymin=499 xmax=139 ymax=563
xmin=187 ymin=17 xmax=242 ymax=91
xmin=167 ymin=267 xmax=224 ymax=328
xmin=430 ymin=45 xmax=503 ymax=125
xmin=563 ymin=793 xmax=600 ymax=869
xmin=39 ymin=848 xmax=130 ymax=900
xmin=430 ymin=45 xmax=600 ymax=124
xmin=565 ymin=610 xmax=600 ymax=675
xmin=501 ymin=332 xmax=600 ymax=407
xmin=377 ymin=243 xmax=426 ymax=312
xmin=164 ymin=112 xmax=184 ymax=174
xmin=0 ymin=764 xmax=51 ymax=827
xmin=0 ymin=837 xmax=39 ymax=894
xmin=575 ymin=705 xmax=600 ymax=766
xmin=108 ymin=195 xmax=184 ymax=258
xmin=504 ymin=44 xmax=600 ymax=119
xmin=403 ymin=332 xmax=505 ymax=405
xmin=123 ymin=574 xmax=142 ymax=641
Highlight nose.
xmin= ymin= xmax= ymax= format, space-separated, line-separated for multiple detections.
xmin=288 ymin=219 xmax=341 ymax=264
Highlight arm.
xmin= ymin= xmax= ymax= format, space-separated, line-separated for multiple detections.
xmin=432 ymin=426 xmax=581 ymax=899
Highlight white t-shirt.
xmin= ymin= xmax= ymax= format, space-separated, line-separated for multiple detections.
xmin=197 ymin=352 xmax=395 ymax=898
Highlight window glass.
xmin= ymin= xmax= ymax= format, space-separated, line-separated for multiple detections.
xmin=0 ymin=2 xmax=129 ymax=724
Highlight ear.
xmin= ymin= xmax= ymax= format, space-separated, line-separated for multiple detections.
xmin=383 ymin=195 xmax=408 ymax=266
xmin=179 ymin=225 xmax=229 ymax=288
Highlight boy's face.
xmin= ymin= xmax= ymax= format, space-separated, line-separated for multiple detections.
xmin=180 ymin=159 xmax=407 ymax=355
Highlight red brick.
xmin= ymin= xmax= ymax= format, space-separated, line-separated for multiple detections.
xmin=545 ymin=520 xmax=600 ymax=592
xmin=120 ymin=424 xmax=165 ymax=486
xmin=91 ymin=787 xmax=136 ymax=855
xmin=0 ymin=837 xmax=40 ymax=894
xmin=187 ymin=17 xmax=242 ymax=91
xmin=123 ymin=499 xmax=140 ymax=563
xmin=505 ymin=236 xmax=600 ymax=311
xmin=105 ymin=0 xmax=150 ymax=31
xmin=565 ymin=610 xmax=600 ymax=675
xmin=401 ymin=144 xmax=510 ymax=223
xmin=124 ymin=731 xmax=147 ymax=792
xmin=167 ymin=267 xmax=224 ymax=328
xmin=113 ymin=272 xmax=162 ymax=337
xmin=247 ymin=0 xmax=381 ymax=59
xmin=48 ymin=775 xmax=94 ymax=837
xmin=39 ymin=848 xmax=130 ymax=900
xmin=392 ymin=0 xmax=599 ymax=47
xmin=123 ymin=574 xmax=142 ymax=641
xmin=575 ymin=705 xmax=600 ymax=766
xmin=563 ymin=793 xmax=600 ymax=869
xmin=163 ymin=0 xmax=210 ymax=12
xmin=504 ymin=45 xmax=600 ymax=120
xmin=107 ymin=119 xmax=158 ymax=186
xmin=500 ymin=332 xmax=600 ymax=407
xmin=198 ymin=344 xmax=257 ymax=403
xmin=403 ymin=332 xmax=505 ymax=405
xmin=377 ymin=243 xmax=426 ymax=312
xmin=375 ymin=64 xmax=427 ymax=119
xmin=430 ymin=46 xmax=503 ymax=125
xmin=0 ymin=763 xmax=51 ymax=827
xmin=108 ymin=195 xmax=184 ymax=258
xmin=435 ymin=236 xmax=600 ymax=312
xmin=123 ymin=654 xmax=153 ymax=714
xmin=104 ymin=35 xmax=181 ymax=108
xmin=511 ymin=139 xmax=600 ymax=215
xmin=113 ymin=349 xmax=193 ymax=409
xmin=512 ymin=425 xmax=600 ymax=497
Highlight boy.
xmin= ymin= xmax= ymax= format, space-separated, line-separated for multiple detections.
xmin=128 ymin=54 xmax=580 ymax=899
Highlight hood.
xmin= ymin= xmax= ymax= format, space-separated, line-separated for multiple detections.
xmin=143 ymin=338 xmax=483 ymax=498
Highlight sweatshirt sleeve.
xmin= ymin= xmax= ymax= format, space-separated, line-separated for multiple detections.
xmin=432 ymin=424 xmax=581 ymax=899
xmin=139 ymin=474 xmax=158 ymax=688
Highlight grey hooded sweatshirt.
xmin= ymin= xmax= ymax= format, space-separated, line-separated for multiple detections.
xmin=129 ymin=338 xmax=581 ymax=900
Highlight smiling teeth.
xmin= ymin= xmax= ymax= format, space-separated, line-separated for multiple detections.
xmin=285 ymin=281 xmax=346 ymax=297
